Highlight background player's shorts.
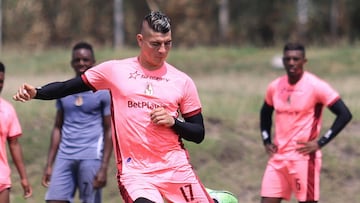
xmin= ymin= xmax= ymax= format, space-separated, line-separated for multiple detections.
xmin=117 ymin=164 xmax=214 ymax=203
xmin=261 ymin=158 xmax=321 ymax=201
xmin=45 ymin=158 xmax=102 ymax=203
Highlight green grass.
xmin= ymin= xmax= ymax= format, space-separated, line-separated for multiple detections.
xmin=2 ymin=45 xmax=360 ymax=203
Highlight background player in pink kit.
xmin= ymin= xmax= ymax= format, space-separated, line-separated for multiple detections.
xmin=259 ymin=42 xmax=352 ymax=203
xmin=13 ymin=11 xmax=214 ymax=203
xmin=0 ymin=62 xmax=32 ymax=203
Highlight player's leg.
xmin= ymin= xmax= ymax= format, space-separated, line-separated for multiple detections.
xmin=260 ymin=162 xmax=291 ymax=203
xmin=117 ymin=171 xmax=133 ymax=203
xmin=161 ymin=182 xmax=214 ymax=203
xmin=45 ymin=158 xmax=77 ymax=203
xmin=78 ymin=159 xmax=102 ymax=203
xmin=158 ymin=165 xmax=214 ymax=203
xmin=0 ymin=186 xmax=10 ymax=203
xmin=292 ymin=158 xmax=321 ymax=203
xmin=117 ymin=171 xmax=164 ymax=203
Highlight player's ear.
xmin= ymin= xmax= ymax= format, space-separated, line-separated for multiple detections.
xmin=137 ymin=34 xmax=143 ymax=47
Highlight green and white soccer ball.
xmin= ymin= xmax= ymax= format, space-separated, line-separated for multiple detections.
xmin=206 ymin=188 xmax=239 ymax=203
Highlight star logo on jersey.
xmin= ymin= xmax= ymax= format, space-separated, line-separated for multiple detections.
xmin=129 ymin=71 xmax=141 ymax=79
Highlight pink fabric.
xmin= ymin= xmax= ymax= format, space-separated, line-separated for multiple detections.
xmin=0 ymin=98 xmax=22 ymax=185
xmin=118 ymin=164 xmax=214 ymax=202
xmin=261 ymin=158 xmax=321 ymax=201
xmin=83 ymin=57 xmax=202 ymax=174
xmin=265 ymin=71 xmax=339 ymax=161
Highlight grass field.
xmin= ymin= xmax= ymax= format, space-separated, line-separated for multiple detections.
xmin=1 ymin=45 xmax=360 ymax=202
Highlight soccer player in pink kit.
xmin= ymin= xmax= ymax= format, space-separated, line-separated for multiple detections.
xmin=13 ymin=11 xmax=214 ymax=203
xmin=0 ymin=62 xmax=32 ymax=203
xmin=259 ymin=42 xmax=352 ymax=203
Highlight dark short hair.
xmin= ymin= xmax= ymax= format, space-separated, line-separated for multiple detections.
xmin=143 ymin=11 xmax=171 ymax=33
xmin=72 ymin=41 xmax=95 ymax=58
xmin=283 ymin=42 xmax=306 ymax=56
xmin=0 ymin=62 xmax=5 ymax=73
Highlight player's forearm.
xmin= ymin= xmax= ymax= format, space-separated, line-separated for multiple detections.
xmin=100 ymin=116 xmax=113 ymax=170
xmin=260 ymin=102 xmax=274 ymax=145
xmin=100 ymin=133 xmax=113 ymax=170
xmin=35 ymin=77 xmax=91 ymax=100
xmin=172 ymin=113 xmax=205 ymax=144
xmin=46 ymin=129 xmax=61 ymax=167
xmin=8 ymin=140 xmax=28 ymax=180
xmin=318 ymin=99 xmax=352 ymax=147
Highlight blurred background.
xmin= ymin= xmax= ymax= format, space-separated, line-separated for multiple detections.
xmin=1 ymin=0 xmax=360 ymax=50
xmin=1 ymin=0 xmax=360 ymax=203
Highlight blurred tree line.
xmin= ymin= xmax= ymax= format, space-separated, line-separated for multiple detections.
xmin=1 ymin=0 xmax=360 ymax=49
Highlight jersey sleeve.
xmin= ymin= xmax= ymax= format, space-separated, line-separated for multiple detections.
xmin=100 ymin=91 xmax=111 ymax=116
xmin=7 ymin=104 xmax=22 ymax=138
xmin=179 ymin=76 xmax=202 ymax=117
xmin=264 ymin=81 xmax=276 ymax=106
xmin=315 ymin=79 xmax=340 ymax=106
xmin=83 ymin=60 xmax=117 ymax=91
xmin=56 ymin=99 xmax=63 ymax=110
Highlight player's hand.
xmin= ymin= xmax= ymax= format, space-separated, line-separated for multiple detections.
xmin=93 ymin=167 xmax=107 ymax=189
xmin=13 ymin=83 xmax=36 ymax=102
xmin=296 ymin=140 xmax=320 ymax=155
xmin=42 ymin=166 xmax=52 ymax=188
xmin=264 ymin=143 xmax=277 ymax=156
xmin=21 ymin=178 xmax=33 ymax=199
xmin=150 ymin=107 xmax=175 ymax=127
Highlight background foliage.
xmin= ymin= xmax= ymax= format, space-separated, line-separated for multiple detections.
xmin=2 ymin=0 xmax=360 ymax=49
xmin=1 ymin=0 xmax=360 ymax=202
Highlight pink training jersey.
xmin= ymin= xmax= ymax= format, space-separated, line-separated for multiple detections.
xmin=265 ymin=71 xmax=339 ymax=161
xmin=83 ymin=57 xmax=202 ymax=176
xmin=0 ymin=97 xmax=22 ymax=185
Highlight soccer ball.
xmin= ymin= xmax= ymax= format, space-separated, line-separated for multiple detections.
xmin=206 ymin=188 xmax=239 ymax=203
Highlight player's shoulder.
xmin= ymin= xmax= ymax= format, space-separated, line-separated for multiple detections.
xmin=0 ymin=97 xmax=17 ymax=116
xmin=95 ymin=57 xmax=136 ymax=69
xmin=93 ymin=89 xmax=111 ymax=100
xmin=268 ymin=75 xmax=286 ymax=88
xmin=303 ymin=71 xmax=331 ymax=87
xmin=0 ymin=97 xmax=15 ymax=109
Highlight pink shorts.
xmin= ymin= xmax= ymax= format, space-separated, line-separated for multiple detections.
xmin=117 ymin=165 xmax=214 ymax=203
xmin=261 ymin=157 xmax=321 ymax=201
xmin=0 ymin=184 xmax=11 ymax=193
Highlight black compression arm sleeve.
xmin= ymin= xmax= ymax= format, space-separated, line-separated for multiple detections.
xmin=317 ymin=99 xmax=352 ymax=147
xmin=35 ymin=76 xmax=91 ymax=100
xmin=172 ymin=113 xmax=205 ymax=144
xmin=260 ymin=101 xmax=274 ymax=145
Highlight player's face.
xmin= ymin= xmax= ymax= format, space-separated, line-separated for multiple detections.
xmin=283 ymin=50 xmax=307 ymax=81
xmin=71 ymin=48 xmax=95 ymax=76
xmin=0 ymin=72 xmax=4 ymax=94
xmin=137 ymin=23 xmax=172 ymax=70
